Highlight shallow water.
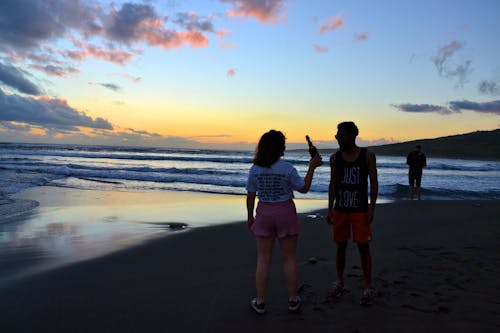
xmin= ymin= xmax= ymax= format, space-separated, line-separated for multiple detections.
xmin=0 ymin=186 xmax=327 ymax=286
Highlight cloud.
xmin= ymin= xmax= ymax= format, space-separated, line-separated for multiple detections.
xmin=0 ymin=62 xmax=41 ymax=95
xmin=0 ymin=121 xmax=33 ymax=132
xmin=0 ymin=123 xmax=231 ymax=149
xmin=392 ymin=100 xmax=500 ymax=115
xmin=319 ymin=15 xmax=344 ymax=35
xmin=105 ymin=3 xmax=158 ymax=43
xmin=28 ymin=64 xmax=79 ymax=77
xmin=0 ymin=0 xmax=98 ymax=52
xmin=478 ymin=80 xmax=500 ymax=95
xmin=97 ymin=82 xmax=122 ymax=92
xmin=0 ymin=88 xmax=113 ymax=130
xmin=1 ymin=1 xmax=216 ymax=78
xmin=391 ymin=103 xmax=456 ymax=115
xmin=68 ymin=38 xmax=135 ymax=65
xmin=221 ymin=0 xmax=286 ymax=23
xmin=354 ymin=33 xmax=368 ymax=42
xmin=103 ymin=3 xmax=211 ymax=49
xmin=313 ymin=44 xmax=329 ymax=53
xmin=109 ymin=73 xmax=141 ymax=83
xmin=432 ymin=40 xmax=472 ymax=87
xmin=227 ymin=68 xmax=237 ymax=77
xmin=174 ymin=12 xmax=215 ymax=32
xmin=449 ymin=100 xmax=500 ymax=115
xmin=220 ymin=42 xmax=237 ymax=49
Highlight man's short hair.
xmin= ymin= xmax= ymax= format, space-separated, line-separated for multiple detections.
xmin=337 ymin=121 xmax=359 ymax=137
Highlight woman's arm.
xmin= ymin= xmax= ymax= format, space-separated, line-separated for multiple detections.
xmin=246 ymin=191 xmax=256 ymax=230
xmin=297 ymin=154 xmax=323 ymax=193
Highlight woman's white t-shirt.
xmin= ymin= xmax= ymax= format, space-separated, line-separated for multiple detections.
xmin=246 ymin=159 xmax=305 ymax=202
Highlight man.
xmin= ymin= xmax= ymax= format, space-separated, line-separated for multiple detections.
xmin=326 ymin=121 xmax=378 ymax=306
xmin=406 ymin=144 xmax=426 ymax=200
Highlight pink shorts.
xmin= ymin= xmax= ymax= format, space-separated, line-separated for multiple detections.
xmin=252 ymin=199 xmax=301 ymax=238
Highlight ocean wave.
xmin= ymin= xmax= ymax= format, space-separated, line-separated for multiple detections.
xmin=0 ymin=163 xmax=249 ymax=189
xmin=379 ymin=183 xmax=500 ymax=200
xmin=0 ymin=149 xmax=254 ymax=164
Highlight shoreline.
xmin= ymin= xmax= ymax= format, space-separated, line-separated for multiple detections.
xmin=0 ymin=185 xmax=328 ymax=286
xmin=0 ymin=198 xmax=499 ymax=332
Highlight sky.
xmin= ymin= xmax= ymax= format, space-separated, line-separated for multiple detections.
xmin=0 ymin=0 xmax=499 ymax=150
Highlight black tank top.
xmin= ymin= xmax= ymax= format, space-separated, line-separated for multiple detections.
xmin=334 ymin=148 xmax=369 ymax=212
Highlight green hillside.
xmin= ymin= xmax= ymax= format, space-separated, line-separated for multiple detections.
xmin=367 ymin=129 xmax=500 ymax=161
xmin=316 ymin=129 xmax=500 ymax=161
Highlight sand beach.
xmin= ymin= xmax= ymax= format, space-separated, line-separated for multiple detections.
xmin=0 ymin=186 xmax=498 ymax=332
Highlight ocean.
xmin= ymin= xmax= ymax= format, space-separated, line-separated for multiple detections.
xmin=1 ymin=142 xmax=499 ymax=285
xmin=1 ymin=142 xmax=499 ymax=201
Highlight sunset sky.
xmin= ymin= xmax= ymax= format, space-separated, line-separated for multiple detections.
xmin=1 ymin=0 xmax=499 ymax=150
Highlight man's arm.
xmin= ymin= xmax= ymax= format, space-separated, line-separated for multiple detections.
xmin=326 ymin=154 xmax=336 ymax=224
xmin=367 ymin=150 xmax=378 ymax=224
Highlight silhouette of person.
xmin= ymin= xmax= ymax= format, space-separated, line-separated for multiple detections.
xmin=407 ymin=144 xmax=427 ymax=200
xmin=246 ymin=130 xmax=322 ymax=314
xmin=326 ymin=121 xmax=378 ymax=306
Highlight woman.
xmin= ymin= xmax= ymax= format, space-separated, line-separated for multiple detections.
xmin=246 ymin=130 xmax=322 ymax=314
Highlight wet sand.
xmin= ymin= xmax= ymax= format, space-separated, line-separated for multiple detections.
xmin=0 ymin=197 xmax=498 ymax=332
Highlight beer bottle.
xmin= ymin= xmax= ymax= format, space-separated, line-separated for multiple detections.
xmin=306 ymin=135 xmax=320 ymax=159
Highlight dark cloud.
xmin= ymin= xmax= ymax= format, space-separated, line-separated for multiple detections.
xmin=0 ymin=121 xmax=33 ymax=131
xmin=432 ymin=40 xmax=472 ymax=87
xmin=0 ymin=62 xmax=41 ymax=95
xmin=0 ymin=88 xmax=113 ymax=130
xmin=106 ymin=3 xmax=158 ymax=43
xmin=449 ymin=100 xmax=500 ymax=115
xmin=392 ymin=100 xmax=500 ymax=115
xmin=174 ymin=13 xmax=215 ymax=32
xmin=221 ymin=0 xmax=286 ymax=23
xmin=102 ymin=3 xmax=211 ymax=49
xmin=478 ymin=80 xmax=500 ymax=95
xmin=0 ymin=1 xmax=215 ymax=78
xmin=125 ymin=128 xmax=162 ymax=137
xmin=29 ymin=64 xmax=79 ymax=77
xmin=97 ymin=83 xmax=122 ymax=92
xmin=391 ymin=103 xmax=455 ymax=115
xmin=0 ymin=0 xmax=98 ymax=52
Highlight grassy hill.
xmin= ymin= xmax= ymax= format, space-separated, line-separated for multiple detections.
xmin=318 ymin=129 xmax=500 ymax=161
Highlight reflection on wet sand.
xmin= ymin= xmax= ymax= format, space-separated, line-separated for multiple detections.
xmin=1 ymin=186 xmax=326 ymax=286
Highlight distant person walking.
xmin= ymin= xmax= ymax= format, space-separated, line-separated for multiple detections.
xmin=246 ymin=130 xmax=322 ymax=314
xmin=326 ymin=121 xmax=378 ymax=306
xmin=407 ymin=144 xmax=427 ymax=200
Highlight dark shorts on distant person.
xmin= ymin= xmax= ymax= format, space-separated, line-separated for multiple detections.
xmin=331 ymin=210 xmax=371 ymax=243
xmin=252 ymin=199 xmax=301 ymax=238
xmin=409 ymin=169 xmax=423 ymax=187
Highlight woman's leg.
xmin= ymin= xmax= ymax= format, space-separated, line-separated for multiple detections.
xmin=255 ymin=236 xmax=275 ymax=303
xmin=278 ymin=235 xmax=299 ymax=300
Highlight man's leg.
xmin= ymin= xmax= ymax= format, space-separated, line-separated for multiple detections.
xmin=336 ymin=241 xmax=348 ymax=286
xmin=255 ymin=236 xmax=275 ymax=303
xmin=409 ymin=172 xmax=415 ymax=200
xmin=357 ymin=242 xmax=372 ymax=289
xmin=416 ymin=172 xmax=422 ymax=200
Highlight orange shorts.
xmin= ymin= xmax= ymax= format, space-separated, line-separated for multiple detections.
xmin=331 ymin=210 xmax=371 ymax=243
